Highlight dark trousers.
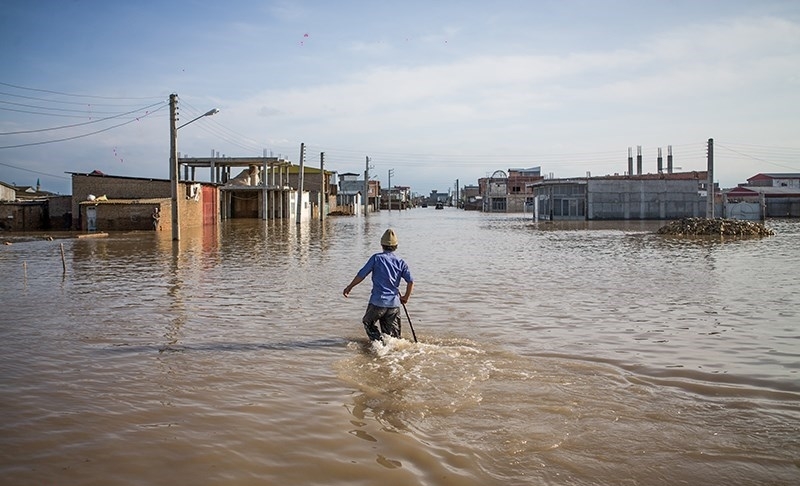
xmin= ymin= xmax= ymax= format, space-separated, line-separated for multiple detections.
xmin=362 ymin=304 xmax=401 ymax=341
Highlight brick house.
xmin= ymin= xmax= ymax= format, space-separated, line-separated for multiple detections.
xmin=70 ymin=171 xmax=219 ymax=232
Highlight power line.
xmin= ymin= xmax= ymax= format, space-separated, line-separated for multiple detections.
xmin=0 ymin=103 xmax=167 ymax=149
xmin=0 ymin=90 xmax=157 ymax=107
xmin=0 ymin=160 xmax=70 ymax=180
xmin=179 ymin=100 xmax=265 ymax=154
xmin=0 ymin=99 xmax=152 ymax=116
xmin=0 ymin=81 xmax=165 ymax=101
xmin=715 ymin=141 xmax=800 ymax=171
xmin=0 ymin=101 xmax=166 ymax=135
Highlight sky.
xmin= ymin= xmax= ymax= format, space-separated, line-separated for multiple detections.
xmin=1 ymin=0 xmax=799 ymax=196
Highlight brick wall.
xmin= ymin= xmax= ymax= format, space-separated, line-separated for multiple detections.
xmin=71 ymin=174 xmax=170 ymax=228
xmin=0 ymin=202 xmax=47 ymax=230
xmin=72 ymin=174 xmax=217 ymax=232
xmin=82 ymin=203 xmax=164 ymax=231
xmin=48 ymin=196 xmax=73 ymax=229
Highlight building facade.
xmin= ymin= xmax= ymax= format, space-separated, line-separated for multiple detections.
xmin=70 ymin=172 xmax=219 ymax=232
xmin=531 ymin=172 xmax=709 ymax=220
xmin=478 ymin=167 xmax=544 ymax=213
xmin=724 ymin=173 xmax=800 ymax=218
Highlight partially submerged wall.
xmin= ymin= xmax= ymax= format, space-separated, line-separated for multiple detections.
xmin=587 ymin=179 xmax=704 ymax=220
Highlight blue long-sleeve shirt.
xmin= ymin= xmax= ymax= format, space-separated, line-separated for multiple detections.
xmin=356 ymin=251 xmax=413 ymax=308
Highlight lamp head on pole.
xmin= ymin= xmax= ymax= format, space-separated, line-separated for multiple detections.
xmin=177 ymin=107 xmax=220 ymax=130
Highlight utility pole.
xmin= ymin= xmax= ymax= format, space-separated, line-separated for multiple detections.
xmin=296 ymin=142 xmax=305 ymax=224
xmin=707 ymin=138 xmax=714 ymax=218
xmin=319 ymin=152 xmax=325 ymax=221
xmin=388 ymin=169 xmax=394 ymax=212
xmin=169 ymin=94 xmax=179 ymax=241
xmin=364 ymin=156 xmax=371 ymax=216
xmin=169 ymin=96 xmax=218 ymax=239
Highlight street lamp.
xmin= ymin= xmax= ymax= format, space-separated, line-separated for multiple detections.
xmin=178 ymin=108 xmax=220 ymax=129
xmin=169 ymin=94 xmax=218 ymax=241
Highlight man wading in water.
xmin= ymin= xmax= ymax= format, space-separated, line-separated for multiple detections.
xmin=343 ymin=228 xmax=414 ymax=342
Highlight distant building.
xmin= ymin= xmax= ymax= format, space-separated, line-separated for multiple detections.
xmin=530 ymin=171 xmax=709 ymax=220
xmin=723 ymin=173 xmax=800 ymax=218
xmin=476 ymin=168 xmax=544 ymax=212
xmin=0 ymin=179 xmax=70 ymax=231
xmin=337 ymin=173 xmax=363 ymax=215
xmin=380 ymin=185 xmax=410 ymax=210
xmin=428 ymin=190 xmax=449 ymax=205
xmin=0 ymin=181 xmax=16 ymax=202
xmin=179 ymin=156 xmax=313 ymax=221
xmin=461 ymin=185 xmax=481 ymax=211
xmin=336 ymin=172 xmax=380 ymax=214
xmin=745 ymin=173 xmax=800 ymax=189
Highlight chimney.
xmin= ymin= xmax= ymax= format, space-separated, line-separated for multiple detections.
xmin=667 ymin=145 xmax=673 ymax=174
xmin=627 ymin=147 xmax=633 ymax=176
xmin=657 ymin=147 xmax=663 ymax=174
xmin=636 ymin=146 xmax=643 ymax=175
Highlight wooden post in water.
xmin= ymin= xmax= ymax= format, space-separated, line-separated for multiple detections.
xmin=60 ymin=243 xmax=66 ymax=275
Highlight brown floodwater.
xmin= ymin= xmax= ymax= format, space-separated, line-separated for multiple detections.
xmin=1 ymin=210 xmax=798 ymax=485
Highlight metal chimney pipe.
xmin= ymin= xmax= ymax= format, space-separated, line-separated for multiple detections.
xmin=657 ymin=147 xmax=663 ymax=174
xmin=667 ymin=145 xmax=673 ymax=174
xmin=627 ymin=147 xmax=633 ymax=176
xmin=636 ymin=146 xmax=643 ymax=175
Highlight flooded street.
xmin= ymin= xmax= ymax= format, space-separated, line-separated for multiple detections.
xmin=1 ymin=210 xmax=798 ymax=485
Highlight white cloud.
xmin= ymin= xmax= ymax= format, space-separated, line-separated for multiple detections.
xmin=3 ymin=4 xmax=799 ymax=194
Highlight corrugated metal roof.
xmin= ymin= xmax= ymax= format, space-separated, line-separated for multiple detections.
xmin=726 ymin=186 xmax=800 ymax=196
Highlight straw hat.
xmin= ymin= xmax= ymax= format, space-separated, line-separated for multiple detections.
xmin=381 ymin=228 xmax=398 ymax=246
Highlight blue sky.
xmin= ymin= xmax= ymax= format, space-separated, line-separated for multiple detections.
xmin=2 ymin=0 xmax=799 ymax=196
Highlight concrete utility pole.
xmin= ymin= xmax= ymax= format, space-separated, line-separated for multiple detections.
xmin=707 ymin=138 xmax=714 ymax=218
xmin=297 ymin=143 xmax=305 ymax=224
xmin=319 ymin=152 xmax=325 ymax=221
xmin=169 ymin=95 xmax=218 ymax=240
xmin=388 ymin=169 xmax=394 ymax=212
xmin=364 ymin=156 xmax=370 ymax=216
xmin=169 ymin=94 xmax=179 ymax=241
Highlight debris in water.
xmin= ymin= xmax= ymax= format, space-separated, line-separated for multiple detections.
xmin=656 ymin=217 xmax=774 ymax=237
